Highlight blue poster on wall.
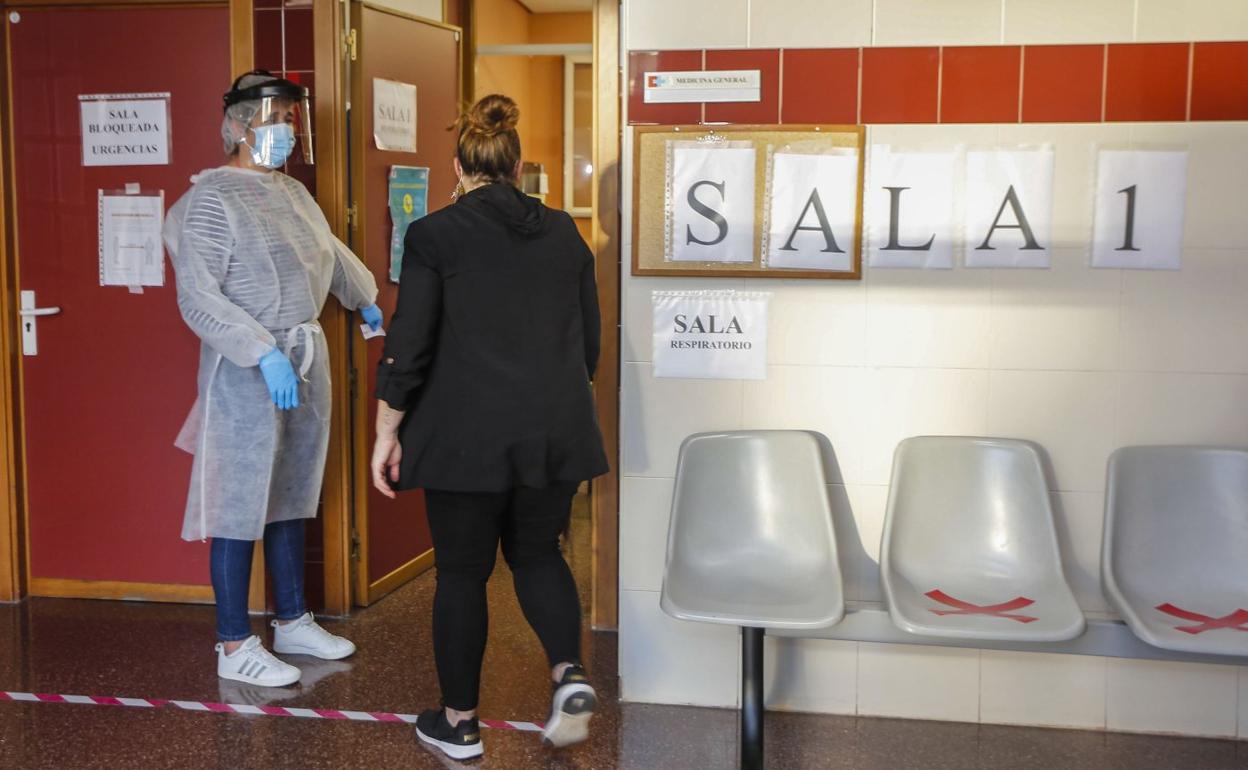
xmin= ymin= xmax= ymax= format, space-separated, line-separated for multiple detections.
xmin=387 ymin=165 xmax=429 ymax=283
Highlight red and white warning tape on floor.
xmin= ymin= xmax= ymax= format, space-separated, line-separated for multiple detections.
xmin=0 ymin=691 xmax=543 ymax=732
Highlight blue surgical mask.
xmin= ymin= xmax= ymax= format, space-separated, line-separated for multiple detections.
xmin=247 ymin=123 xmax=296 ymax=169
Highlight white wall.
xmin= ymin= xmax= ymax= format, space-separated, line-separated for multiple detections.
xmin=618 ymin=0 xmax=1248 ymax=739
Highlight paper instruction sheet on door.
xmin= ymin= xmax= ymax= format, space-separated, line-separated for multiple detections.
xmin=98 ymin=190 xmax=165 ymax=288
xmin=374 ymin=78 xmax=417 ymax=153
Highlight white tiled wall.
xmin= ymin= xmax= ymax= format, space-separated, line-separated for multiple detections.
xmin=620 ymin=0 xmax=1248 ymax=741
xmin=1106 ymin=658 xmax=1240 ymax=738
xmin=626 ymin=0 xmax=746 ymax=50
xmin=985 ymin=369 xmax=1118 ymax=493
xmin=627 ymin=0 xmax=1248 ymax=50
xmin=1239 ymin=669 xmax=1248 ymax=738
xmin=764 ymin=637 xmax=858 ymax=714
xmin=750 ymin=0 xmax=873 ymax=49
xmin=980 ymin=651 xmax=1108 ymax=729
xmin=1134 ymin=0 xmax=1248 ymax=42
xmin=1002 ymin=0 xmax=1136 ymax=44
xmin=873 ymin=0 xmax=1003 ymax=46
xmin=618 ymin=590 xmax=741 ymax=707
xmin=857 ymin=643 xmax=981 ymax=721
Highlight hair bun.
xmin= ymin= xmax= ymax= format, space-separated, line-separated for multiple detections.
xmin=466 ymin=94 xmax=519 ymax=137
xmin=452 ymin=94 xmax=523 ymax=184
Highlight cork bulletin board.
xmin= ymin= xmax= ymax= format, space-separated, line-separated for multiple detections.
xmin=632 ymin=124 xmax=866 ymax=279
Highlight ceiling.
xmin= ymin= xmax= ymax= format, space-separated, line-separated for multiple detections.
xmin=516 ymin=0 xmax=593 ymax=11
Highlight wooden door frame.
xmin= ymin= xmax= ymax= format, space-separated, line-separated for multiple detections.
xmin=312 ymin=0 xmax=353 ymax=617
xmin=459 ymin=0 xmax=620 ymax=630
xmin=0 ymin=12 xmax=22 ymax=601
xmin=0 ymin=0 xmax=258 ymax=607
xmin=588 ymin=0 xmax=620 ymax=631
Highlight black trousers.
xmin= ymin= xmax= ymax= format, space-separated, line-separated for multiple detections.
xmin=424 ymin=483 xmax=583 ymax=711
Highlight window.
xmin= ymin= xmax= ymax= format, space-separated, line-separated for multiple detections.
xmin=564 ymin=55 xmax=592 ymax=218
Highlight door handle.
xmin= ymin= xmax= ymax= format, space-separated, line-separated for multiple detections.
xmin=19 ymin=290 xmax=60 ymax=356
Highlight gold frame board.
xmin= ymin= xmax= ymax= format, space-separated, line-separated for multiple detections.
xmin=631 ymin=124 xmax=865 ymax=280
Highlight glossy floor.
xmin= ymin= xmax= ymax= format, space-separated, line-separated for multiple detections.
xmin=0 ymin=505 xmax=1245 ymax=768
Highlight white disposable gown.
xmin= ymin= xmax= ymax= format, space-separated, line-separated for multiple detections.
xmin=164 ymin=167 xmax=378 ymax=541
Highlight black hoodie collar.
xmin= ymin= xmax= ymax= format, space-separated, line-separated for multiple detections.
xmin=459 ymin=182 xmax=546 ymax=237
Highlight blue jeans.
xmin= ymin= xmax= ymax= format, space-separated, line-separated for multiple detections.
xmin=210 ymin=518 xmax=308 ymax=642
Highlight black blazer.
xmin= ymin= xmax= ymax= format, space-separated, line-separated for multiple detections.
xmin=375 ymin=183 xmax=609 ymax=492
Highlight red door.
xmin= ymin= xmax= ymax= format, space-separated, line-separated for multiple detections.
xmin=350 ymin=4 xmax=461 ymax=603
xmin=9 ymin=6 xmax=231 ymax=596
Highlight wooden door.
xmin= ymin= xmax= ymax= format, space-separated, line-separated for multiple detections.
xmin=7 ymin=5 xmax=231 ymax=600
xmin=348 ymin=3 xmax=461 ymax=604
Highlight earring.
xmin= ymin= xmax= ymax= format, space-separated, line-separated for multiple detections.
xmin=451 ymin=181 xmax=465 ymax=201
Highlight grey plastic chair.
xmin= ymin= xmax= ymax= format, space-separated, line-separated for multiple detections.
xmin=662 ymin=430 xmax=844 ymax=769
xmin=881 ymin=436 xmax=1086 ymax=642
xmin=1102 ymin=446 xmax=1248 ymax=657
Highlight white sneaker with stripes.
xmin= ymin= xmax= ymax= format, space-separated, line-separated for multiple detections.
xmin=216 ymin=635 xmax=301 ymax=687
xmin=271 ymin=612 xmax=356 ymax=660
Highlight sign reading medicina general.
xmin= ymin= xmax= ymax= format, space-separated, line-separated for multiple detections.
xmin=652 ymin=291 xmax=770 ymax=380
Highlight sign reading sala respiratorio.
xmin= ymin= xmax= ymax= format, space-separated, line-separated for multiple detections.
xmin=79 ymin=93 xmax=171 ymax=167
xmin=652 ymin=290 xmax=769 ymax=380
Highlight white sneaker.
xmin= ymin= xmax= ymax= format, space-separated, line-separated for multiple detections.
xmin=216 ymin=635 xmax=301 ymax=687
xmin=271 ymin=612 xmax=357 ymax=660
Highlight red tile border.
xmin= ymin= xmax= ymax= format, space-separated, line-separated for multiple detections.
xmin=780 ymin=48 xmax=859 ymax=125
xmin=625 ymin=41 xmax=1247 ymax=126
xmin=1105 ymin=42 xmax=1189 ymax=122
xmin=861 ymin=47 xmax=939 ymax=124
xmin=704 ymin=49 xmax=780 ymax=124
xmin=628 ymin=50 xmax=702 ymax=125
xmin=1190 ymin=42 xmax=1248 ymax=120
xmin=1022 ymin=44 xmax=1105 ymax=122
xmin=940 ymin=46 xmax=1021 ymax=123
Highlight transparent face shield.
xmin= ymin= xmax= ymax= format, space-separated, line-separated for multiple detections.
xmin=224 ymin=74 xmax=314 ymax=169
xmin=247 ymin=95 xmax=314 ymax=168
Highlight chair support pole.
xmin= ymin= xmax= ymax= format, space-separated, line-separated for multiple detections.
xmin=741 ymin=626 xmax=765 ymax=770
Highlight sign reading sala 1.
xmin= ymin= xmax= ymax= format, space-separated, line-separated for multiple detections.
xmin=636 ymin=127 xmax=1190 ymax=276
xmin=79 ymin=93 xmax=171 ymax=167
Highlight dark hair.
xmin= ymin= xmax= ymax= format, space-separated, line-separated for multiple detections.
xmin=452 ymin=94 xmax=521 ymax=183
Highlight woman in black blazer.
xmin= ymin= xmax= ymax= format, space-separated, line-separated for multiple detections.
xmin=370 ymin=94 xmax=607 ymax=761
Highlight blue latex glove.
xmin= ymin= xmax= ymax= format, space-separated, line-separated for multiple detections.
xmin=361 ymin=303 xmax=383 ymax=331
xmin=258 ymin=348 xmax=300 ymax=410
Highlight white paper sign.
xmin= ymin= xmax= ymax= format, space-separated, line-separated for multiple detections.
xmin=644 ymin=70 xmax=761 ymax=103
xmin=79 ymin=93 xmax=170 ymax=167
xmin=764 ymin=151 xmax=857 ymax=271
xmin=1091 ymin=149 xmax=1188 ymax=270
xmin=669 ymin=145 xmax=756 ymax=263
xmin=867 ymin=147 xmax=957 ymax=269
xmin=653 ymin=291 xmax=769 ymax=380
xmin=965 ymin=149 xmax=1054 ymax=268
xmin=373 ymin=78 xmax=417 ymax=153
xmin=98 ymin=191 xmax=165 ymax=288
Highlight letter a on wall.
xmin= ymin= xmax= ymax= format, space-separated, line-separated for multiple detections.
xmin=1091 ymin=149 xmax=1188 ymax=270
xmin=764 ymin=151 xmax=858 ymax=271
xmin=668 ymin=144 xmax=756 ymax=263
xmin=965 ymin=149 xmax=1054 ymax=268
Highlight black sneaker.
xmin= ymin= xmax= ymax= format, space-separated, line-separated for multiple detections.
xmin=541 ymin=664 xmax=597 ymax=748
xmin=415 ymin=708 xmax=483 ymax=760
